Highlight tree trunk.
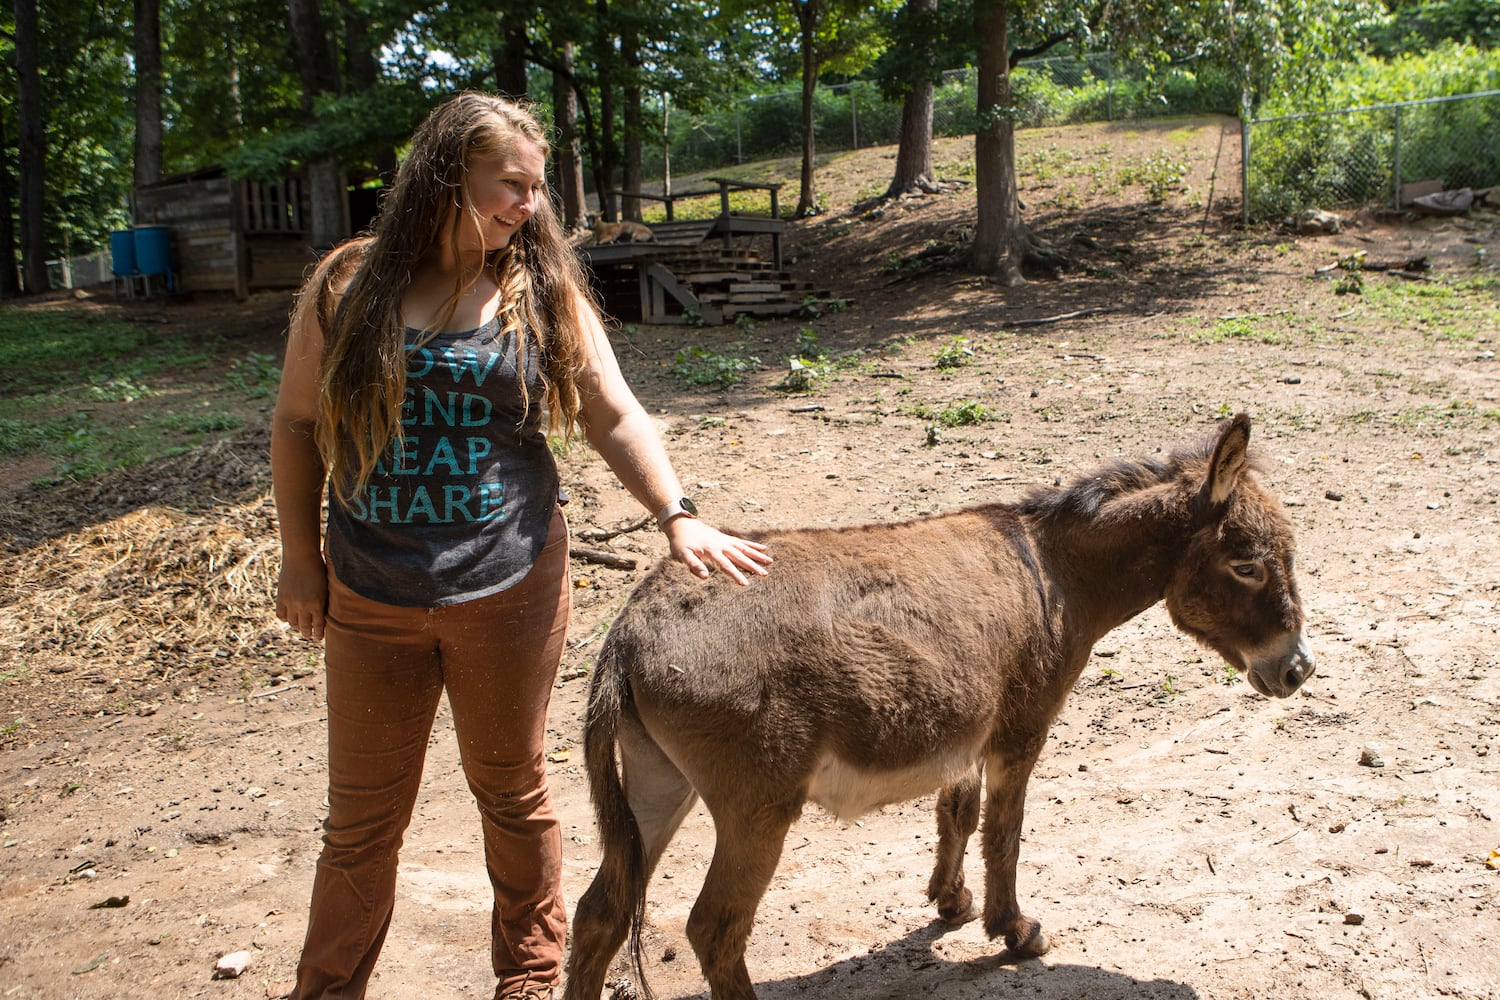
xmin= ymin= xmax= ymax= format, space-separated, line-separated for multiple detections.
xmin=14 ymin=0 xmax=47 ymax=294
xmin=553 ymin=44 xmax=588 ymax=230
xmin=226 ymin=9 xmax=244 ymax=134
xmin=885 ymin=0 xmax=938 ymax=198
xmin=887 ymin=79 xmax=936 ymax=197
xmin=0 ymin=106 xmax=22 ymax=299
xmin=491 ymin=12 xmax=529 ymax=99
xmin=970 ymin=0 xmax=1025 ymax=285
xmin=592 ymin=0 xmax=619 ymax=221
xmin=133 ymin=0 xmax=163 ymax=188
xmin=620 ymin=24 xmax=643 ymax=222
xmin=793 ymin=0 xmax=820 ymax=218
xmin=287 ymin=0 xmax=346 ymax=248
xmin=342 ymin=2 xmax=396 ymax=183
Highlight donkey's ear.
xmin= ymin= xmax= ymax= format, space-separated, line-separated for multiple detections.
xmin=1207 ymin=413 xmax=1252 ymax=506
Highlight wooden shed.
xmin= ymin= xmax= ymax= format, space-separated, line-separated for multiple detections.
xmin=132 ymin=167 xmax=335 ymax=298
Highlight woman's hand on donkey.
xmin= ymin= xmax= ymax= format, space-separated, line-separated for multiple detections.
xmin=663 ymin=518 xmax=772 ymax=586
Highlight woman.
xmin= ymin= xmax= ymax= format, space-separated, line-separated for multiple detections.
xmin=271 ymin=91 xmax=771 ymax=1000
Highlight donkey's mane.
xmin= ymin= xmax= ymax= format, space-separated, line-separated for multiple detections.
xmin=1015 ymin=428 xmax=1248 ymax=522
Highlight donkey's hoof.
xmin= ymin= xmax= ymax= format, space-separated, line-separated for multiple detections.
xmin=1004 ymin=920 xmax=1050 ymax=959
xmin=937 ymin=887 xmax=975 ymax=925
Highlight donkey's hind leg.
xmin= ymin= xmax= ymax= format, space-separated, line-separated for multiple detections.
xmin=566 ymin=714 xmax=698 ymax=1000
xmin=927 ymin=765 xmax=981 ymax=923
xmin=619 ymin=711 xmax=700 ymax=873
xmin=687 ymin=794 xmax=803 ymax=1000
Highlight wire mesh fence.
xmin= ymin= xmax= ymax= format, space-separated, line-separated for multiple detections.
xmin=1243 ymin=90 xmax=1500 ymax=222
xmin=647 ymin=52 xmax=1238 ymax=182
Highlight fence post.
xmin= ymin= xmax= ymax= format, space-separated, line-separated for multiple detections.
xmin=1241 ymin=116 xmax=1252 ymax=227
xmin=1392 ymin=105 xmax=1402 ymax=211
xmin=1106 ymin=52 xmax=1114 ymax=121
xmin=851 ymin=85 xmax=859 ymax=149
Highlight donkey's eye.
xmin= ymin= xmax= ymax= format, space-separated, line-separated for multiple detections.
xmin=1230 ymin=562 xmax=1262 ymax=581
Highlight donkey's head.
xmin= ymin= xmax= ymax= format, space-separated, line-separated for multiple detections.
xmin=1164 ymin=415 xmax=1315 ymax=698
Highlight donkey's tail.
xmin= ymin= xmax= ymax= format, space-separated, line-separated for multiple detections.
xmin=581 ymin=630 xmax=654 ymax=998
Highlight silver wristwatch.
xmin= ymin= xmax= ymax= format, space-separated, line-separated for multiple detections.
xmin=655 ymin=497 xmax=699 ymax=530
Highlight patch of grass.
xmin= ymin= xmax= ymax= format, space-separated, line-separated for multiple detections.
xmin=0 ymin=311 xmax=216 ymax=397
xmin=933 ymin=336 xmax=975 ymax=369
xmin=0 ymin=309 xmax=267 ymax=481
xmin=225 ymin=352 xmax=282 ymax=398
xmin=1117 ymin=153 xmax=1191 ymax=203
xmin=669 ymin=346 xmax=760 ymax=390
xmin=1361 ymin=277 xmax=1500 ymax=338
xmin=801 ymin=295 xmax=849 ymax=317
xmin=1189 ymin=316 xmax=1289 ymax=345
xmin=934 ymin=399 xmax=995 ymax=427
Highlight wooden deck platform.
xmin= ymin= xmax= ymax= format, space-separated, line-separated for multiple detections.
xmin=577 ymin=179 xmax=831 ymax=325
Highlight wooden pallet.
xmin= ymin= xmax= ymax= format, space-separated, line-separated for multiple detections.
xmin=578 ymin=216 xmax=830 ymax=325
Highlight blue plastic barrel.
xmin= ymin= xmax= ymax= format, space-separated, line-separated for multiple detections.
xmin=133 ymin=226 xmax=171 ymax=278
xmin=110 ymin=230 xmax=136 ymax=277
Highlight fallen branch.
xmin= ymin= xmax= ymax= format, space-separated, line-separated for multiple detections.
xmin=1217 ymin=310 xmax=1293 ymax=321
xmin=1002 ymin=307 xmax=1114 ymax=329
xmin=576 ymin=516 xmax=652 ymax=543
xmin=571 ymin=546 xmax=638 ymax=570
xmin=1314 ymin=255 xmax=1430 ymax=275
xmin=252 ymin=682 xmax=302 ymax=699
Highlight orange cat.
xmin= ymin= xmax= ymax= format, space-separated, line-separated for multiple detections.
xmin=591 ymin=217 xmax=654 ymax=244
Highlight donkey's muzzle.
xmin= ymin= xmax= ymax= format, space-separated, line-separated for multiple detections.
xmin=1249 ymin=633 xmax=1315 ymax=698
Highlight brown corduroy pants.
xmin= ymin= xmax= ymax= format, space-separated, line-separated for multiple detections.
xmin=292 ymin=509 xmax=571 ymax=1000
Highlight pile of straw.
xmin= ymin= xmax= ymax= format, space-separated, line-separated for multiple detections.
xmin=0 ymin=429 xmax=306 ymax=727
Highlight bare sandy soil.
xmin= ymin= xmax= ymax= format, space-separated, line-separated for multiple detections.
xmin=1 ymin=116 xmax=1498 ymax=1000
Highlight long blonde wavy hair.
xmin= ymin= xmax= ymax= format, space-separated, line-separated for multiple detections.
xmin=291 ymin=92 xmax=593 ymax=508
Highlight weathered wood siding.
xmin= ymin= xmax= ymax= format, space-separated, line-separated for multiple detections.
xmin=132 ymin=171 xmax=315 ymax=297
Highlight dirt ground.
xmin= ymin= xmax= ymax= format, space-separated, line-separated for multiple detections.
xmin=2 ymin=115 xmax=1498 ymax=1000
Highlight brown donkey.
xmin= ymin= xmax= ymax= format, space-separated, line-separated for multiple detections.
xmin=564 ymin=414 xmax=1314 ymax=1000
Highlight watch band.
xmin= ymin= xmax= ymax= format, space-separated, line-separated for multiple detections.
xmin=655 ymin=496 xmax=699 ymax=529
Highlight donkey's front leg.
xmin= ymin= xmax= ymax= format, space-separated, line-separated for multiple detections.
xmin=979 ymin=745 xmax=1050 ymax=958
xmin=926 ymin=765 xmax=981 ymax=923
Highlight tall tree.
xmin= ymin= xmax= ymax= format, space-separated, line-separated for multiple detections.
xmin=592 ymin=0 xmax=621 ymax=222
xmin=133 ymin=0 xmax=163 ymax=187
xmin=286 ymin=0 xmax=345 ymax=247
xmin=882 ymin=0 xmax=941 ymax=198
xmin=620 ymin=14 xmax=645 ymax=222
xmin=790 ymin=0 xmax=821 ymax=216
xmin=340 ymin=0 xmax=396 ymax=182
xmin=970 ymin=0 xmax=1025 ymax=284
xmin=491 ymin=10 xmax=528 ymax=98
xmin=0 ymin=105 xmax=21 ymax=298
xmin=13 ymin=0 xmax=46 ymax=293
xmin=552 ymin=42 xmax=588 ymax=230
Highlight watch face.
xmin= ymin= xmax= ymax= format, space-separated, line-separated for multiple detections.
xmin=681 ymin=497 xmax=699 ymax=516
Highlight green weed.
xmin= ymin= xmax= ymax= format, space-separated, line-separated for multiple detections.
xmin=1117 ymin=154 xmax=1190 ymax=203
xmin=1190 ymin=317 xmax=1288 ymax=345
xmin=669 ymin=346 xmax=760 ymax=390
xmin=933 ymin=336 xmax=975 ymax=369
xmin=935 ymin=399 xmax=994 ymax=427
xmin=226 ymin=352 xmax=281 ymax=397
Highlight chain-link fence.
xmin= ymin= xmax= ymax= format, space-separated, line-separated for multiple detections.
xmin=1243 ymin=90 xmax=1500 ymax=222
xmin=647 ymin=53 xmax=1238 ymax=180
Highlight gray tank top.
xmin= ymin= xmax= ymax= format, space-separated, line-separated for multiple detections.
xmin=325 ymin=318 xmax=560 ymax=607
